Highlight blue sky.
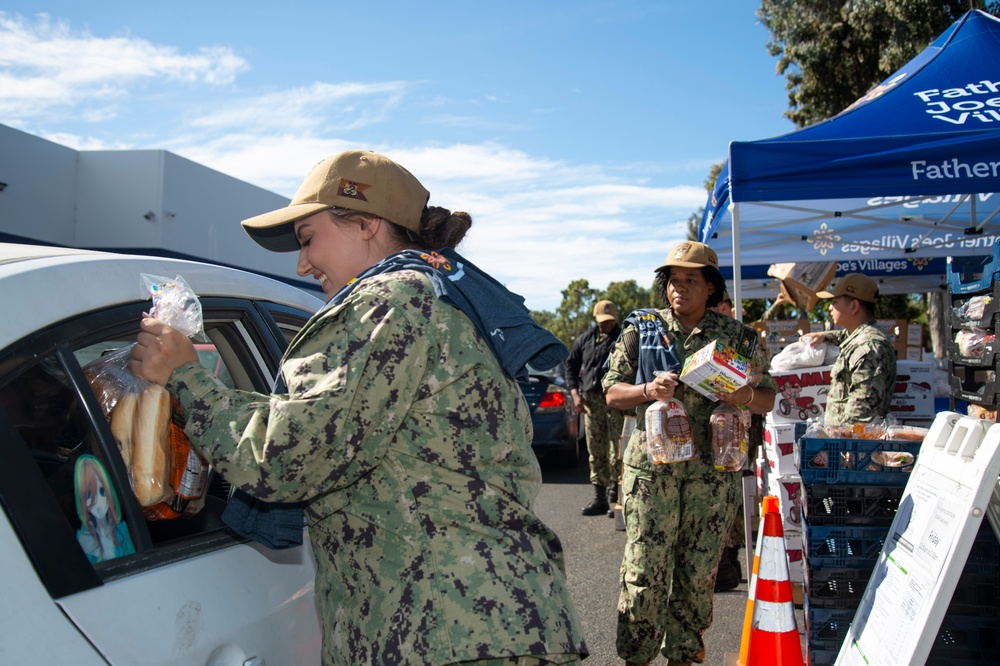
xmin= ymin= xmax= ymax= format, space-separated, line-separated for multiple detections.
xmin=0 ymin=1 xmax=795 ymax=311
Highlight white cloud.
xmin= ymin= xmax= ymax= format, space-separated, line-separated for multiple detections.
xmin=188 ymin=81 xmax=412 ymax=133
xmin=0 ymin=12 xmax=709 ymax=312
xmin=0 ymin=12 xmax=247 ymax=119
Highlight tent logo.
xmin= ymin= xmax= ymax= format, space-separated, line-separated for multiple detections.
xmin=843 ymin=73 xmax=908 ymax=113
xmin=812 ymin=222 xmax=842 ymax=255
xmin=910 ymin=257 xmax=931 ymax=271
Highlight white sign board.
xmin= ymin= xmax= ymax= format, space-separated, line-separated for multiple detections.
xmin=835 ymin=412 xmax=1000 ymax=666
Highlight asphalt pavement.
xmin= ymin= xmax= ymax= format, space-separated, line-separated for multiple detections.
xmin=534 ymin=456 xmax=805 ymax=666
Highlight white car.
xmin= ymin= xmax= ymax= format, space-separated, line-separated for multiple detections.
xmin=0 ymin=243 xmax=325 ymax=665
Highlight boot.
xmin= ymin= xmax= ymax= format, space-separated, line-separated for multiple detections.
xmin=729 ymin=544 xmax=743 ymax=582
xmin=581 ymin=484 xmax=609 ymax=516
xmin=714 ymin=546 xmax=740 ymax=592
xmin=606 ymin=482 xmax=619 ymax=518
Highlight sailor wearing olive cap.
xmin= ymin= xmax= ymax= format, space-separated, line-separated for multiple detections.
xmin=801 ymin=273 xmax=897 ymax=426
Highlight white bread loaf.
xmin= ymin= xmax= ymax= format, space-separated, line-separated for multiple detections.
xmin=109 ymin=390 xmax=138 ymax=469
xmin=131 ymin=385 xmax=172 ymax=506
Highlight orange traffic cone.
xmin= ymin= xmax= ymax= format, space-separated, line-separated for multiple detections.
xmin=745 ymin=496 xmax=804 ymax=666
xmin=737 ymin=495 xmax=779 ymax=665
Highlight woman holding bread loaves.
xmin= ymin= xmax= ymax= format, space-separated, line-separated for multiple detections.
xmin=129 ymin=150 xmax=586 ymax=666
xmin=602 ymin=241 xmax=776 ymax=666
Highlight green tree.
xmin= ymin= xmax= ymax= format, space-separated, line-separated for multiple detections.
xmin=603 ymin=280 xmax=656 ymax=320
xmin=758 ymin=0 xmax=1000 ymax=128
xmin=549 ymin=279 xmax=599 ymax=348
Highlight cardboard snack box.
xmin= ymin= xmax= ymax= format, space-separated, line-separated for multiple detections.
xmin=679 ymin=340 xmax=751 ymax=401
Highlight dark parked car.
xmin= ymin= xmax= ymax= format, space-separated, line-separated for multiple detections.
xmin=518 ymin=365 xmax=581 ymax=467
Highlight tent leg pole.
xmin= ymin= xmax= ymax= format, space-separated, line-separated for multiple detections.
xmin=731 ymin=202 xmax=743 ymax=322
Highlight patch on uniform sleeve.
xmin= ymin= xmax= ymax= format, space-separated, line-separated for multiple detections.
xmin=735 ymin=326 xmax=758 ymax=358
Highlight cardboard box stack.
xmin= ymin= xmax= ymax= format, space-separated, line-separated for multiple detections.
xmin=767 ymin=262 xmax=837 ymax=311
xmin=769 ymin=360 xmax=934 ymax=426
xmin=762 ymin=422 xmax=807 ymax=585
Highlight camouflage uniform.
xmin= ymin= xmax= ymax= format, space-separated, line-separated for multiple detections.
xmin=580 ymin=390 xmax=625 ymax=487
xmin=815 ymin=320 xmax=896 ymax=425
xmin=602 ymin=309 xmax=776 ymax=664
xmin=165 ymin=271 xmax=587 ymax=666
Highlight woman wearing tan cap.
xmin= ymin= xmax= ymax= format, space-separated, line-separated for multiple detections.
xmin=128 ymin=150 xmax=587 ymax=665
xmin=603 ymin=241 xmax=776 ymax=666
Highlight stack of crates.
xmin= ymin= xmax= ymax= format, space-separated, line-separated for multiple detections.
xmin=798 ymin=434 xmax=1000 ymax=665
xmin=947 ymin=244 xmax=1000 ymax=413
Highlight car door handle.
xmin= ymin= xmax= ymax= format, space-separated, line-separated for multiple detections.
xmin=244 ymin=657 xmax=266 ymax=666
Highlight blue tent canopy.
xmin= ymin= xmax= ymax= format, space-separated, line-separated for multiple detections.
xmin=701 ymin=9 xmax=1000 ymax=301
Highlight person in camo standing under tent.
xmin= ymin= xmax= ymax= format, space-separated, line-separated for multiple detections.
xmin=800 ymin=273 xmax=897 ymax=425
xmin=128 ymin=149 xmax=588 ymax=666
xmin=565 ymin=299 xmax=624 ymax=517
xmin=603 ymin=242 xmax=776 ymax=666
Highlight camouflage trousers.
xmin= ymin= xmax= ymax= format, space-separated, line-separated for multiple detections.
xmin=616 ymin=461 xmax=742 ymax=664
xmin=581 ymin=390 xmax=624 ymax=487
xmin=450 ymin=655 xmax=581 ymax=665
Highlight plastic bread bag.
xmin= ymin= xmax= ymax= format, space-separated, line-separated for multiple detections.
xmin=955 ymin=328 xmax=994 ymax=357
xmin=83 ymin=349 xmax=175 ymax=510
xmin=82 ymin=273 xmax=210 ymax=518
xmin=770 ymin=340 xmax=827 ymax=372
xmin=142 ymin=273 xmax=207 ymax=342
xmin=709 ymin=402 xmax=750 ymax=471
xmin=645 ymin=399 xmax=696 ymax=464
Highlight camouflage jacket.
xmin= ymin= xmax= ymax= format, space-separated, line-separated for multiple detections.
xmin=602 ymin=308 xmax=776 ymax=471
xmin=166 ymin=271 xmax=586 ymax=665
xmin=816 ymin=321 xmax=897 ymax=425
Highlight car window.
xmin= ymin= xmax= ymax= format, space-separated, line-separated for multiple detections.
xmin=0 ymin=298 xmax=312 ymax=598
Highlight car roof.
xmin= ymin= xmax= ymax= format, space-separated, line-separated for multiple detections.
xmin=0 ymin=242 xmax=324 ymax=347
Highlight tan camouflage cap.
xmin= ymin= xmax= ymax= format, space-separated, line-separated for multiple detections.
xmin=816 ymin=273 xmax=879 ymax=302
xmin=656 ymin=241 xmax=720 ymax=271
xmin=242 ymin=150 xmax=430 ymax=252
xmin=592 ymin=299 xmax=619 ymax=322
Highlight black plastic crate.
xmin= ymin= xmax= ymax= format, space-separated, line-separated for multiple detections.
xmin=948 ymin=246 xmax=1000 ymax=294
xmin=806 ymin=602 xmax=1000 ymax=663
xmin=804 ymin=524 xmax=887 ymax=570
xmin=799 ymin=438 xmax=920 ymax=486
xmin=802 ymin=483 xmax=904 ymax=526
xmin=949 ymin=362 xmax=998 ymax=407
xmin=946 ymin=571 xmax=1000 ymax=616
xmin=965 ymin=522 xmax=1000 ymax=575
xmin=949 ymin=282 xmax=1000 ymax=328
xmin=947 ymin=316 xmax=1000 ymax=367
xmin=803 ymin=564 xmax=873 ymax=608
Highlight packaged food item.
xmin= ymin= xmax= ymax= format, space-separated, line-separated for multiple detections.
xmin=709 ymin=402 xmax=750 ymax=471
xmin=881 ymin=425 xmax=929 ymax=442
xmin=953 ymin=294 xmax=992 ymax=320
xmin=968 ymin=404 xmax=998 ymax=422
xmin=82 ymin=273 xmax=210 ymax=519
xmin=645 ymin=399 xmax=696 ymax=464
xmin=679 ymin=340 xmax=751 ymax=401
xmin=955 ymin=328 xmax=995 ymax=357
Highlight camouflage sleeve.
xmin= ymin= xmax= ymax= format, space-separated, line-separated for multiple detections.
xmin=836 ymin=341 xmax=893 ymax=424
xmin=167 ymin=290 xmax=427 ymax=503
xmin=601 ymin=322 xmax=639 ymax=392
xmin=749 ymin=327 xmax=777 ymax=392
xmin=820 ymin=329 xmax=848 ymax=346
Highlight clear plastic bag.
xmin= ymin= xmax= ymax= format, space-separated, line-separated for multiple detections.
xmin=645 ymin=399 xmax=696 ymax=464
xmin=710 ymin=402 xmax=750 ymax=471
xmin=770 ymin=340 xmax=828 ymax=372
xmin=955 ymin=328 xmax=994 ymax=357
xmin=142 ymin=273 xmax=206 ymax=341
xmin=82 ymin=273 xmax=210 ymax=519
xmin=953 ymin=294 xmax=991 ymax=321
